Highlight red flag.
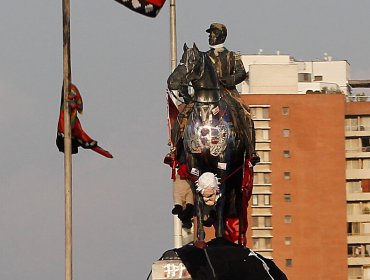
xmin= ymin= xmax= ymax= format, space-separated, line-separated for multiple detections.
xmin=224 ymin=158 xmax=254 ymax=245
xmin=166 ymin=91 xmax=179 ymax=134
xmin=56 ymin=84 xmax=113 ymax=159
xmin=114 ymin=0 xmax=166 ymax=17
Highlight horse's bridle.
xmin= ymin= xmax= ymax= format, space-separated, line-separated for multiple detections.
xmin=180 ymin=49 xmax=206 ymax=85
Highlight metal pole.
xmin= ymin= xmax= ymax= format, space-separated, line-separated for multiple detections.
xmin=170 ymin=0 xmax=177 ymax=72
xmin=62 ymin=0 xmax=73 ymax=279
xmin=169 ymin=0 xmax=183 ymax=249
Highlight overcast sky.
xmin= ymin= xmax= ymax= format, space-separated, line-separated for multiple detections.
xmin=1 ymin=1 xmax=370 ymax=279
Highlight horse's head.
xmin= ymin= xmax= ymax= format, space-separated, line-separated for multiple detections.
xmin=167 ymin=43 xmax=204 ymax=90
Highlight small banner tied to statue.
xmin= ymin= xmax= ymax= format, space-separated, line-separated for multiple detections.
xmin=114 ymin=0 xmax=166 ymax=17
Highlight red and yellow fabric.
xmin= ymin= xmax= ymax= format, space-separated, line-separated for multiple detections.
xmin=56 ymin=84 xmax=113 ymax=158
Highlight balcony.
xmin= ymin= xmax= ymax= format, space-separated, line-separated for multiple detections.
xmin=346 ymin=169 xmax=370 ymax=180
xmin=348 ymin=234 xmax=370 ymax=244
xmin=346 ymin=147 xmax=370 ymax=159
xmin=347 ymin=193 xmax=370 ymax=201
xmin=348 ymin=257 xmax=370 ymax=266
xmin=345 ymin=126 xmax=370 ymax=138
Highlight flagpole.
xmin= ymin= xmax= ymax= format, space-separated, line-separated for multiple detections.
xmin=62 ymin=0 xmax=73 ymax=280
xmin=169 ymin=0 xmax=183 ymax=249
xmin=170 ymin=0 xmax=177 ymax=71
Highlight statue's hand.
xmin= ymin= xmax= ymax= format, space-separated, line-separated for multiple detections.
xmin=220 ymin=76 xmax=234 ymax=87
xmin=179 ymin=85 xmax=192 ymax=103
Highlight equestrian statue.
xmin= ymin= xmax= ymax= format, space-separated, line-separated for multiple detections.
xmin=166 ymin=23 xmax=259 ymax=247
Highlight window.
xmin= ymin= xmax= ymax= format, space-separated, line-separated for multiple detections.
xmin=345 ymin=117 xmax=359 ymax=131
xmin=314 ymin=75 xmax=323 ymax=81
xmin=264 ymin=195 xmax=270 ymax=205
xmin=253 ymin=238 xmax=260 ymax=249
xmin=298 ymin=73 xmax=311 ymax=82
xmin=252 ymin=217 xmax=259 ymax=227
xmin=260 ymin=151 xmax=270 ymax=162
xmin=264 ymin=238 xmax=272 ymax=249
xmin=284 ymin=172 xmax=291 ymax=180
xmin=346 ymin=138 xmax=360 ymax=152
xmin=363 ymin=223 xmax=370 ymax=235
xmin=362 ymin=202 xmax=370 ymax=214
xmin=346 ymin=181 xmax=362 ymax=194
xmin=363 ymin=159 xmax=370 ymax=169
xmin=251 ymin=107 xmax=270 ymax=119
xmin=348 ymin=266 xmax=362 ymax=279
xmin=256 ymin=129 xmax=270 ymax=141
xmin=285 ymin=259 xmax=293 ymax=267
xmin=282 ymin=107 xmax=289 ymax=115
xmin=282 ymin=129 xmax=290 ymax=137
xmin=348 ymin=245 xmax=363 ymax=257
xmin=346 ymin=159 xmax=360 ymax=169
xmin=361 ymin=137 xmax=370 ymax=152
xmin=263 ymin=173 xmax=271 ymax=184
xmin=252 ymin=195 xmax=258 ymax=206
xmin=283 ymin=150 xmax=290 ymax=158
xmin=253 ymin=173 xmax=271 ymax=184
xmin=284 ymin=237 xmax=292 ymax=245
xmin=262 ymin=108 xmax=269 ymax=119
xmin=253 ymin=238 xmax=272 ymax=250
xmin=284 ymin=215 xmax=292 ymax=224
xmin=264 ymin=216 xmax=272 ymax=227
xmin=347 ymin=222 xmax=360 ymax=236
xmin=347 ymin=203 xmax=358 ymax=215
xmin=284 ymin=194 xmax=292 ymax=202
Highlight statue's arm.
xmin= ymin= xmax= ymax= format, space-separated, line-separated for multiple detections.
xmin=220 ymin=52 xmax=247 ymax=87
xmin=232 ymin=53 xmax=247 ymax=85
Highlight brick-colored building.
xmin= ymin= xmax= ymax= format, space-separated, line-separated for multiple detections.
xmin=243 ymin=93 xmax=348 ymax=280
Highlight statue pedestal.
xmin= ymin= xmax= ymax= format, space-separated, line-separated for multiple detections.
xmin=152 ymin=260 xmax=191 ymax=280
xmin=152 ymin=238 xmax=287 ymax=280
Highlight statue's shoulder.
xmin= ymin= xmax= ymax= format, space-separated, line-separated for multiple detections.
xmin=232 ymin=51 xmax=242 ymax=61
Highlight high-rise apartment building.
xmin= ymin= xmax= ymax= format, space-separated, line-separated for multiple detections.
xmin=239 ymin=53 xmax=370 ymax=280
xmin=244 ymin=93 xmax=348 ymax=280
xmin=345 ymin=102 xmax=370 ymax=280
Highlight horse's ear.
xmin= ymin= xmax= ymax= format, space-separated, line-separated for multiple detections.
xmin=193 ymin=43 xmax=199 ymax=52
xmin=183 ymin=43 xmax=188 ymax=51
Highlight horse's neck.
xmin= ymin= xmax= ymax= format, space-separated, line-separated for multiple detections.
xmin=192 ymin=54 xmax=220 ymax=103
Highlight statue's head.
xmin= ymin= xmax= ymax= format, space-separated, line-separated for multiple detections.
xmin=196 ymin=172 xmax=220 ymax=206
xmin=206 ymin=23 xmax=227 ymax=46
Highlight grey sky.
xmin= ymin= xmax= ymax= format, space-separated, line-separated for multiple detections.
xmin=1 ymin=1 xmax=370 ymax=279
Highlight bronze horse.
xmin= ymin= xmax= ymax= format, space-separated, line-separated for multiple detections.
xmin=168 ymin=43 xmax=253 ymax=246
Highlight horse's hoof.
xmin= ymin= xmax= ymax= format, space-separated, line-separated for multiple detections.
xmin=194 ymin=240 xmax=207 ymax=249
xmin=182 ymin=220 xmax=193 ymax=229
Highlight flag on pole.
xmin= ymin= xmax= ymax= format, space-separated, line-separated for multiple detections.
xmin=56 ymin=84 xmax=113 ymax=158
xmin=114 ymin=0 xmax=166 ymax=17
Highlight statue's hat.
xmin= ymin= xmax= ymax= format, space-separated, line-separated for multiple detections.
xmin=206 ymin=23 xmax=227 ymax=37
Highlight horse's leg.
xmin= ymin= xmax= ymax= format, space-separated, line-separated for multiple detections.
xmin=238 ymin=188 xmax=247 ymax=246
xmin=186 ymin=154 xmax=206 ymax=247
xmin=193 ymin=193 xmax=207 ymax=249
xmin=214 ymin=189 xmax=226 ymax=237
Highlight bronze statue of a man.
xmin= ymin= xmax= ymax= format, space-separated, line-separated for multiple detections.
xmin=206 ymin=23 xmax=257 ymax=160
xmin=168 ymin=23 xmax=259 ymax=163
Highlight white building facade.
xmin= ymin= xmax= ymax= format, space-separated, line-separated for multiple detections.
xmin=240 ymin=54 xmax=351 ymax=95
